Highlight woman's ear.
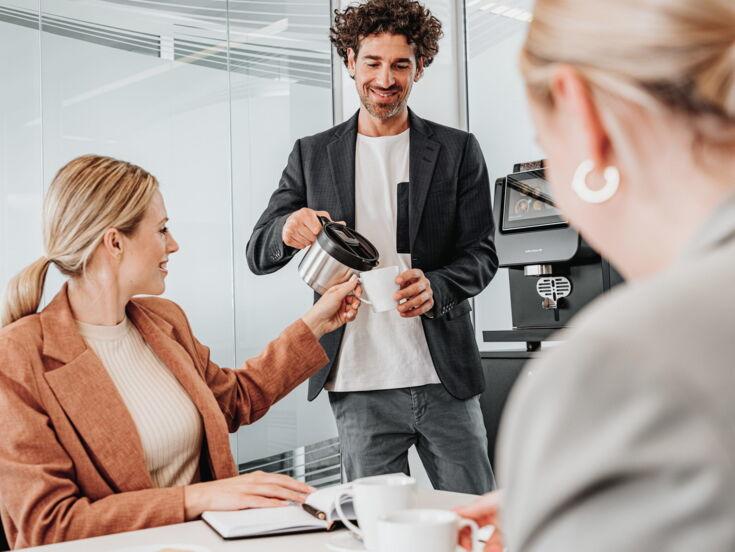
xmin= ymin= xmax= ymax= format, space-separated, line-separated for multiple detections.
xmin=101 ymin=228 xmax=124 ymax=260
xmin=549 ymin=64 xmax=612 ymax=168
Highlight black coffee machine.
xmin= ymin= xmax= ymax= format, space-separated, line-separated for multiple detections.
xmin=490 ymin=160 xmax=623 ymax=345
xmin=478 ymin=160 xmax=624 ymax=469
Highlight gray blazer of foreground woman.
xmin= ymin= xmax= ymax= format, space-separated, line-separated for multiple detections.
xmin=455 ymin=0 xmax=735 ymax=550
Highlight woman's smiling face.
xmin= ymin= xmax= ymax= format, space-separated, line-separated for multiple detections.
xmin=118 ymin=190 xmax=179 ymax=296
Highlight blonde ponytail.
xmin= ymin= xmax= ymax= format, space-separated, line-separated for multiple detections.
xmin=1 ymin=257 xmax=51 ymax=327
xmin=0 ymin=155 xmax=158 ymax=328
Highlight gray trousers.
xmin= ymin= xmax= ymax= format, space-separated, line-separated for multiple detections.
xmin=328 ymin=384 xmax=495 ymax=494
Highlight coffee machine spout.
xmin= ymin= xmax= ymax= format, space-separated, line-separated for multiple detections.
xmin=524 ymin=264 xmax=553 ymax=277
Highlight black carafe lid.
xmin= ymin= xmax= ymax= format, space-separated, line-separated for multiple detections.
xmin=316 ymin=217 xmax=379 ymax=272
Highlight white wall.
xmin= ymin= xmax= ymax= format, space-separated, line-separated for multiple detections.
xmin=466 ymin=0 xmax=542 ymax=349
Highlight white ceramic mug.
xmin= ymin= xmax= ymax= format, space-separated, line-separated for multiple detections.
xmin=358 ymin=266 xmax=400 ymax=313
xmin=376 ymin=509 xmax=479 ymax=552
xmin=333 ymin=474 xmax=416 ymax=551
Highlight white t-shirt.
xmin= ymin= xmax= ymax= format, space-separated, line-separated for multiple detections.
xmin=326 ymin=128 xmax=440 ymax=392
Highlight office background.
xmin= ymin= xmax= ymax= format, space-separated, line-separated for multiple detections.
xmin=0 ymin=0 xmax=539 ymax=474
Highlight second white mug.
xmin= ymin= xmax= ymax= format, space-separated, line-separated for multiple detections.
xmin=333 ymin=473 xmax=416 ymax=551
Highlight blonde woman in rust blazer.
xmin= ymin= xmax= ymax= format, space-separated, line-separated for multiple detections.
xmin=0 ymin=154 xmax=361 ymax=549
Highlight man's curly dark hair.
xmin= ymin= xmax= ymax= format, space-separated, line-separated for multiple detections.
xmin=330 ymin=0 xmax=443 ymax=69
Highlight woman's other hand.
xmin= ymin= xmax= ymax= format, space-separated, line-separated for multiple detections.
xmin=183 ymin=471 xmax=314 ymax=520
xmin=301 ymin=276 xmax=361 ymax=338
xmin=455 ymin=490 xmax=505 ymax=552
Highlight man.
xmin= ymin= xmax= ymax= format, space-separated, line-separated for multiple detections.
xmin=246 ymin=0 xmax=498 ymax=494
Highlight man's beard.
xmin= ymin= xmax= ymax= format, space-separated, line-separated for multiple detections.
xmin=359 ymin=87 xmax=406 ymax=120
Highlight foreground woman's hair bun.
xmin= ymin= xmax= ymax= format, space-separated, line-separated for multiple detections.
xmin=522 ymin=0 xmax=735 ymax=143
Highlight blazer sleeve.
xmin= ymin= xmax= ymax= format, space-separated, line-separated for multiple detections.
xmin=0 ymin=337 xmax=186 ymax=548
xmin=246 ymin=138 xmax=308 ymax=275
xmin=496 ymin=333 xmax=735 ymax=552
xmin=172 ymin=303 xmax=328 ymax=431
xmin=424 ymin=133 xmax=498 ymax=319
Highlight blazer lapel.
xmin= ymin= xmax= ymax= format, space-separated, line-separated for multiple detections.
xmin=41 ymin=287 xmax=153 ymax=492
xmin=408 ymin=110 xmax=441 ymax=250
xmin=127 ymin=302 xmax=237 ymax=480
xmin=326 ymin=111 xmax=359 ymax=227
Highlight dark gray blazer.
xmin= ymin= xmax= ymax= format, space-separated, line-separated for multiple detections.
xmin=246 ymin=109 xmax=498 ymax=401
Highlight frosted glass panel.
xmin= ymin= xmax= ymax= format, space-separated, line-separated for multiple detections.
xmin=465 ymin=0 xmax=543 ymax=348
xmin=230 ymin=0 xmax=336 ymax=464
xmin=0 ymin=1 xmax=43 ymax=299
xmin=1 ymin=0 xmax=348 ymax=469
xmin=37 ymin=2 xmax=234 ymax=374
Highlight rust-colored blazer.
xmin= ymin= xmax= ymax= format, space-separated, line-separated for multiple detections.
xmin=0 ymin=285 xmax=328 ymax=548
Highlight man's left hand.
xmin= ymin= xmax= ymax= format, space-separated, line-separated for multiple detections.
xmin=394 ymin=269 xmax=434 ymax=318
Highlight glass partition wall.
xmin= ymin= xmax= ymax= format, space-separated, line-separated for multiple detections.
xmin=0 ymin=0 xmax=534 ymax=476
xmin=229 ymin=0 xmax=335 ymax=464
xmin=0 ymin=0 xmax=43 ymax=303
xmin=0 ymin=0 xmax=335 ymax=466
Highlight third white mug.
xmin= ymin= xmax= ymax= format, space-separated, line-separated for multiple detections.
xmin=376 ymin=509 xmax=479 ymax=552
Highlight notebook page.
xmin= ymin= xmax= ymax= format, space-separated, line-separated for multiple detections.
xmin=202 ymin=505 xmax=325 ymax=538
xmin=306 ymin=484 xmax=355 ymax=522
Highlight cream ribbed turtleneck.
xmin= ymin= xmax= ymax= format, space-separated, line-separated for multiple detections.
xmin=77 ymin=317 xmax=203 ymax=488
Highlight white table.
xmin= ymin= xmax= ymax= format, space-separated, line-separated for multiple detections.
xmin=21 ymin=489 xmax=478 ymax=551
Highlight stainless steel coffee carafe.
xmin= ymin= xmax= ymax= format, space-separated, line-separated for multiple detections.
xmin=298 ymin=216 xmax=379 ymax=295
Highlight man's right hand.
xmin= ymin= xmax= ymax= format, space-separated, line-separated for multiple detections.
xmin=282 ymin=208 xmax=333 ymax=249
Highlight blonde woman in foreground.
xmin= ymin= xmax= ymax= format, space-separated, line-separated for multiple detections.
xmin=0 ymin=155 xmax=360 ymax=548
xmin=457 ymin=0 xmax=735 ymax=550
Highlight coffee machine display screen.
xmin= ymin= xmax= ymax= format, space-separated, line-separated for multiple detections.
xmin=501 ymin=170 xmax=567 ymax=232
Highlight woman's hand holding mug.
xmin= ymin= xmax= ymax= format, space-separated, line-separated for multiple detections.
xmin=302 ymin=276 xmax=361 ymax=338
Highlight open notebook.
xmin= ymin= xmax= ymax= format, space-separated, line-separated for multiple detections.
xmin=202 ymin=484 xmax=355 ymax=539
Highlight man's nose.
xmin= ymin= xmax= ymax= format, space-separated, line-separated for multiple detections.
xmin=375 ymin=65 xmax=395 ymax=88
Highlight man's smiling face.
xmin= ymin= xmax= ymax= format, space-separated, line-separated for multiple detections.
xmin=348 ymin=32 xmax=424 ymax=121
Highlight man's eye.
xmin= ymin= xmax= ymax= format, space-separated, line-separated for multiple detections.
xmin=395 ymin=64 xmax=409 ymax=70
xmin=367 ymin=63 xmax=379 ymax=68
xmin=160 ymin=227 xmax=169 ymax=234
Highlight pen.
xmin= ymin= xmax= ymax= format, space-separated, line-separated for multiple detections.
xmin=302 ymin=502 xmax=327 ymax=521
